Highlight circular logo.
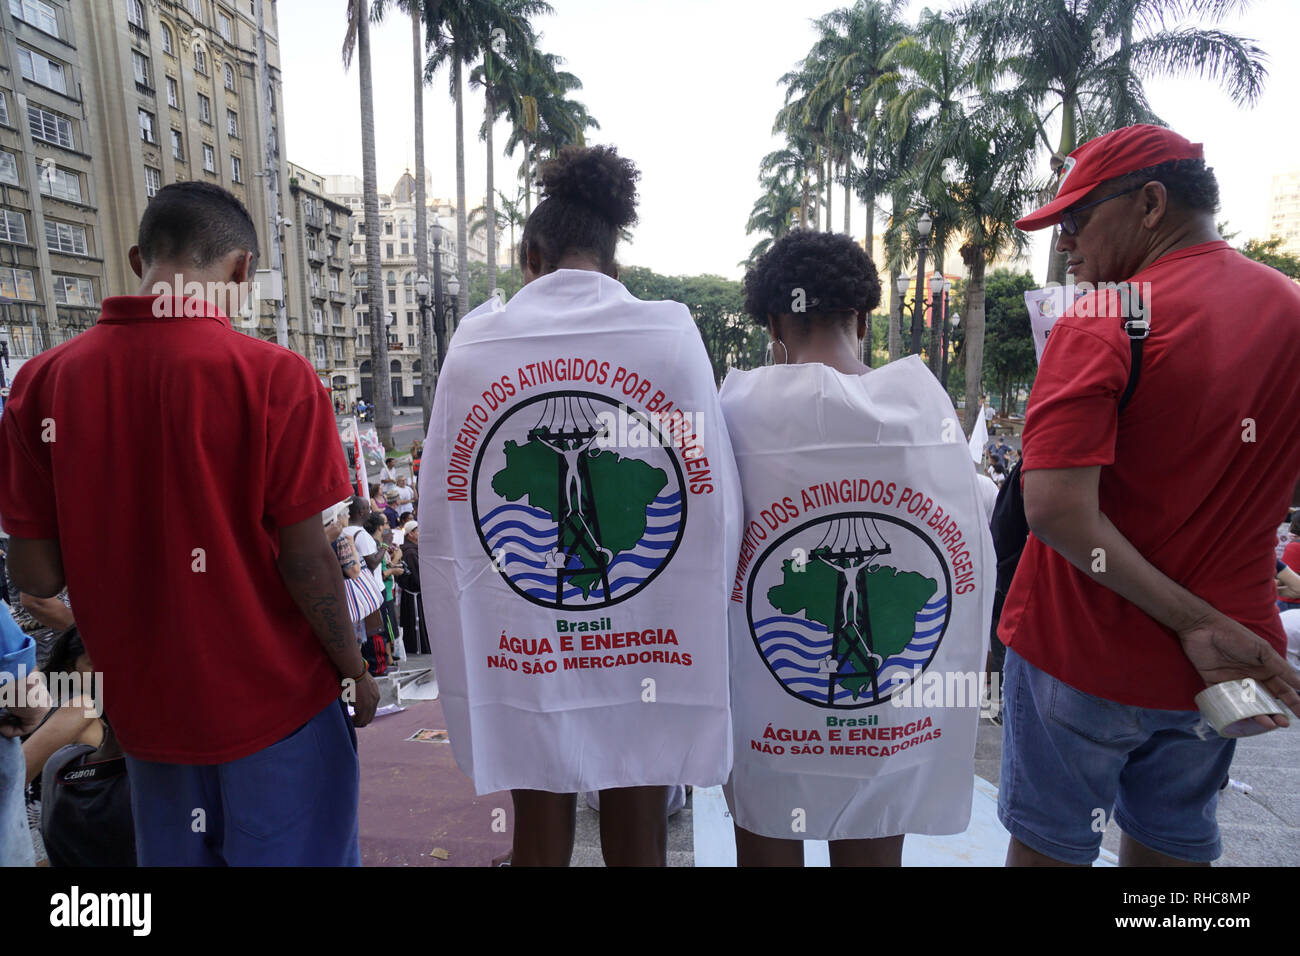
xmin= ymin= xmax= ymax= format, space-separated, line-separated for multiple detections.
xmin=471 ymin=390 xmax=687 ymax=609
xmin=746 ymin=511 xmax=952 ymax=709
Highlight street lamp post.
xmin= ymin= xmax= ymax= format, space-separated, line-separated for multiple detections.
xmin=910 ymin=212 xmax=932 ymax=357
xmin=939 ymin=278 xmax=953 ymax=386
xmin=928 ymin=270 xmax=944 ymax=374
xmin=416 ymin=272 xmax=431 ymax=430
xmin=894 ymin=274 xmax=911 ymax=362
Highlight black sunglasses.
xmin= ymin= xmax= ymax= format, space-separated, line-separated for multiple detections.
xmin=1060 ymin=185 xmax=1142 ymax=236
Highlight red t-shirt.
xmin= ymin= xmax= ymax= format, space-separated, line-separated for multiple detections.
xmin=0 ymin=296 xmax=353 ymax=762
xmin=999 ymin=241 xmax=1300 ymax=710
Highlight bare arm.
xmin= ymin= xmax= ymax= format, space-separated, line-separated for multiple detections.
xmin=1024 ymin=466 xmax=1300 ymax=722
xmin=1278 ymin=564 xmax=1300 ymax=602
xmin=275 ymin=516 xmax=378 ymax=725
xmin=19 ymin=591 xmax=73 ymax=630
xmin=7 ymin=538 xmax=64 ymax=598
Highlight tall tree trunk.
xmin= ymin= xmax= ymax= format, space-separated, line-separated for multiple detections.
xmin=523 ymin=138 xmax=532 ymax=218
xmin=800 ymin=179 xmax=808 ymax=228
xmin=825 ymin=154 xmax=833 ymax=233
xmin=962 ymin=250 xmax=987 ymax=433
xmin=413 ymin=8 xmax=434 ymax=433
xmin=1044 ymin=92 xmax=1078 ymax=286
xmin=453 ymin=58 xmax=469 ymax=318
xmin=843 ymin=159 xmax=851 ymax=236
xmin=864 ymin=191 xmax=875 ymax=269
xmin=485 ymin=101 xmax=497 ymax=296
xmin=888 ymin=266 xmax=901 ymax=362
xmin=359 ymin=0 xmax=393 ymax=448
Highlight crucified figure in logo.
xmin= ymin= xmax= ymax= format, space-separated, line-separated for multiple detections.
xmin=535 ymin=430 xmax=613 ymax=569
xmin=817 ymin=552 xmax=884 ymax=674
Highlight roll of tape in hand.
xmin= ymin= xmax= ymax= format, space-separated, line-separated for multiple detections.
xmin=1194 ymin=679 xmax=1286 ymax=738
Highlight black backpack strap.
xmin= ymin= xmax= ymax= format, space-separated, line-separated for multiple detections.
xmin=1118 ymin=283 xmax=1147 ymax=413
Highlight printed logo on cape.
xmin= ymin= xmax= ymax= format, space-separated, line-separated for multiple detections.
xmin=471 ymin=390 xmax=688 ymax=609
xmin=747 ymin=512 xmax=951 ymax=708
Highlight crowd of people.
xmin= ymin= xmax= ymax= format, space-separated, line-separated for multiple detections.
xmin=1 ymin=124 xmax=1299 ymax=870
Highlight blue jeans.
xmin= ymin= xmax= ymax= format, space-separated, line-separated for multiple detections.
xmin=999 ymin=646 xmax=1234 ymax=864
xmin=126 ymin=698 xmax=360 ymax=866
xmin=0 ymin=737 xmax=33 ymax=866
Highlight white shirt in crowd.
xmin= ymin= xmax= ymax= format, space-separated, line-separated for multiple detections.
xmin=395 ymin=485 xmax=415 ymax=516
xmin=379 ymin=464 xmax=397 ymax=494
xmin=976 ymin=472 xmax=999 ymax=524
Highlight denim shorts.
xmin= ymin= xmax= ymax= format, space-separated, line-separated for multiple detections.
xmin=998 ymin=646 xmax=1234 ymax=864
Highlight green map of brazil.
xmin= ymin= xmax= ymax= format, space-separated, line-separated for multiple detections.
xmin=767 ymin=558 xmax=937 ymax=698
xmin=491 ymin=435 xmax=668 ymax=597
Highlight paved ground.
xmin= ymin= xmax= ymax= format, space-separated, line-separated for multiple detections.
xmin=356 ymin=676 xmax=1298 ymax=866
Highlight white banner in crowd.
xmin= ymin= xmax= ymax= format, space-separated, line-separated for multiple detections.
xmin=968 ymin=406 xmax=989 ymax=464
xmin=418 ymin=270 xmax=742 ymax=795
xmin=718 ymin=357 xmax=994 ymax=840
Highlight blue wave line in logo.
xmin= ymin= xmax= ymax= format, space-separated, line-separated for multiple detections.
xmin=755 ymin=615 xmax=829 ymax=633
xmin=757 ymin=641 xmax=834 ymax=663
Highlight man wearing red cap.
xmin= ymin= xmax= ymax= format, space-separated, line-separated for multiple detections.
xmin=999 ymin=124 xmax=1300 ymax=866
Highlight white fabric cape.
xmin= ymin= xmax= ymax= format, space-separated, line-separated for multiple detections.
xmin=419 ymin=270 xmax=742 ymax=795
xmin=719 ymin=357 xmax=993 ymax=840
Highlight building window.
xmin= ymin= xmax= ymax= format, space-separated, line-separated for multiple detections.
xmin=387 ymin=289 xmax=396 ymax=305
xmin=334 ymin=339 xmax=343 ymax=361
xmin=194 ymin=46 xmax=208 ymax=76
xmin=332 ymin=306 xmax=343 ymax=326
xmin=230 ymin=155 xmax=241 ymax=182
xmin=188 ymin=0 xmax=202 ymax=21
xmin=0 ymin=209 xmax=28 ymax=244
xmin=223 ymin=62 xmax=235 ymax=91
xmin=400 ymin=242 xmax=409 ymax=256
xmin=170 ymin=128 xmax=183 ymax=160
xmin=312 ymin=307 xmax=323 ymax=328
xmin=217 ymin=10 xmax=232 ymax=41
xmin=138 ymin=108 xmax=157 ymax=143
xmin=404 ymin=287 xmax=413 ymax=304
xmin=166 ymin=76 xmax=179 ymax=108
xmin=9 ymin=0 xmax=58 ymax=37
xmin=161 ymin=22 xmax=174 ymax=54
xmin=39 ymin=164 xmax=80 ymax=202
xmin=45 ymin=219 xmax=88 ymax=255
xmin=197 ymin=93 xmax=211 ymax=124
xmin=0 ymin=150 xmax=18 ymax=185
xmin=226 ymin=109 xmax=238 ymax=137
xmin=27 ymin=103 xmax=73 ymax=149
xmin=405 ymin=311 xmax=414 ymax=326
xmin=52 ymin=274 xmax=95 ymax=306
xmin=330 ymin=273 xmax=339 ymax=292
xmin=132 ymin=50 xmax=152 ymax=88
xmin=385 ymin=243 xmax=394 ymax=258
xmin=126 ymin=0 xmax=145 ymax=28
xmin=407 ymin=333 xmax=416 ymax=347
xmin=17 ymin=47 xmax=68 ymax=95
xmin=384 ymin=221 xmax=393 ymax=235
xmin=0 ymin=267 xmax=36 ymax=301
xmin=144 ymin=165 xmax=161 ymax=197
xmin=0 ymin=91 xmax=7 ymax=126
xmin=315 ymin=341 xmax=326 ymax=364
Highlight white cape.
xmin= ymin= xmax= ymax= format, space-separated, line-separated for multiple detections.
xmin=418 ymin=270 xmax=742 ymax=795
xmin=719 ymin=357 xmax=993 ymax=839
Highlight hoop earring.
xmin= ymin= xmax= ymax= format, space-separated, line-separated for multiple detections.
xmin=775 ymin=339 xmax=789 ymax=365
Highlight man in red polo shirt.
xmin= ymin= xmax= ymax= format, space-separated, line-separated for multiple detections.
xmin=999 ymin=125 xmax=1300 ymax=867
xmin=0 ymin=182 xmax=379 ymax=865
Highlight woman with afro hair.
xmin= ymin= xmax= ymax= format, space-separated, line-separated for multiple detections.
xmin=720 ymin=229 xmax=994 ymax=866
xmin=418 ymin=145 xmax=742 ymax=867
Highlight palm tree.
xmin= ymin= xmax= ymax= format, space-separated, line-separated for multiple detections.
xmin=343 ymin=0 xmax=394 ymax=449
xmin=468 ymin=187 xmax=526 ymax=282
xmin=423 ymin=1 xmax=550 ymax=318
xmin=371 ymin=0 xmax=436 ymax=426
xmin=959 ymin=0 xmax=1267 ymax=284
xmin=742 ymin=179 xmax=802 ymax=268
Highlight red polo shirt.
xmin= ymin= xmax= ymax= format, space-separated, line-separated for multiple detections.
xmin=0 ymin=295 xmax=352 ymax=762
xmin=999 ymin=241 xmax=1300 ymax=710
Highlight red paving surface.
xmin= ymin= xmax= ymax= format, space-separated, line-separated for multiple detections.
xmin=356 ymin=700 xmax=512 ymax=867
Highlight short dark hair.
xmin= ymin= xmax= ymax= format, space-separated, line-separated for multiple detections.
xmin=520 ymin=145 xmax=639 ymax=275
xmin=743 ymin=229 xmax=881 ymax=328
xmin=348 ymin=494 xmax=369 ymax=522
xmin=137 ymin=181 xmax=260 ymax=268
xmin=363 ymin=513 xmax=386 ymax=537
xmin=1114 ymin=158 xmax=1220 ymax=215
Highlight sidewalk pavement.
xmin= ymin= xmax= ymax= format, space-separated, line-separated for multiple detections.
xmin=356 ymin=682 xmax=1298 ymax=866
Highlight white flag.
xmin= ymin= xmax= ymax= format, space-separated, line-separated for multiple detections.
xmin=719 ymin=357 xmax=994 ymax=840
xmin=968 ymin=406 xmax=989 ymax=464
xmin=418 ymin=269 xmax=743 ymax=795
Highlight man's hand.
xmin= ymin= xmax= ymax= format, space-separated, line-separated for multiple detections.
xmin=347 ymin=671 xmax=380 ymax=727
xmin=1176 ymin=609 xmax=1300 ymax=729
xmin=0 ymin=672 xmax=51 ymax=738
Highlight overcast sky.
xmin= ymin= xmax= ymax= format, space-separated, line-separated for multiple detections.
xmin=277 ymin=0 xmax=1300 ymax=282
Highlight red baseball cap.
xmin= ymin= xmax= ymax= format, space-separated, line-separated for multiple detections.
xmin=1015 ymin=124 xmax=1204 ymax=231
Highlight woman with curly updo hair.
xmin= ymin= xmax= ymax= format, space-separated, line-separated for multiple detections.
xmin=721 ymin=229 xmax=993 ymax=867
xmin=420 ymin=145 xmax=742 ymax=868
